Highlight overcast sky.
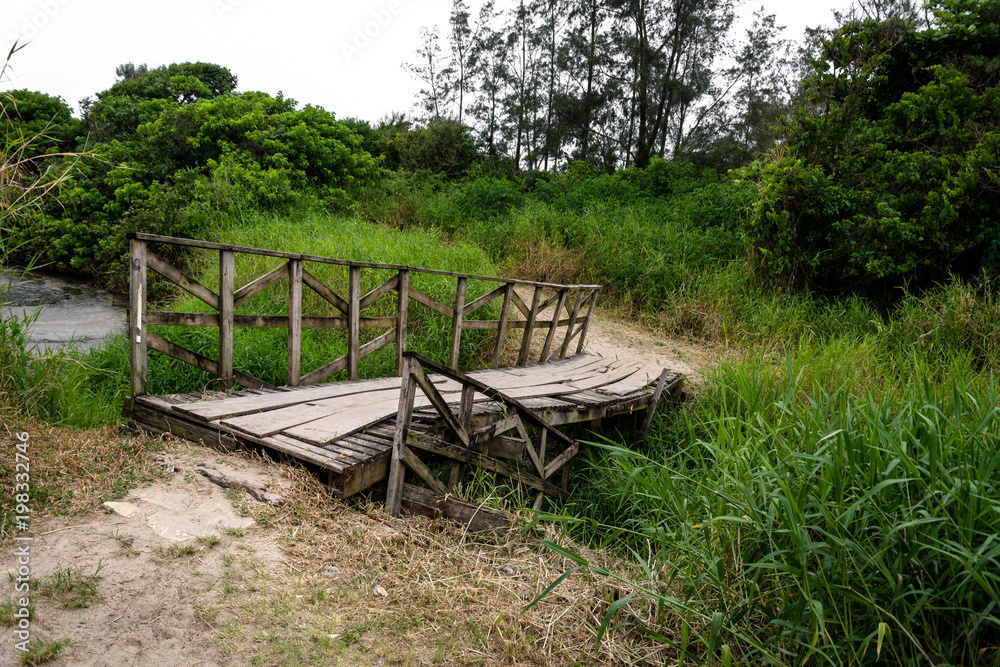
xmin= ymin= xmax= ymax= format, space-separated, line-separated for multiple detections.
xmin=4 ymin=0 xmax=853 ymax=123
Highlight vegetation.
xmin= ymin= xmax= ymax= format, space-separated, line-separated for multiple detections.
xmin=3 ymin=0 xmax=999 ymax=664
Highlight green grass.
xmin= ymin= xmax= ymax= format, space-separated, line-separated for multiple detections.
xmin=18 ymin=635 xmax=77 ymax=666
xmin=35 ymin=565 xmax=104 ymax=609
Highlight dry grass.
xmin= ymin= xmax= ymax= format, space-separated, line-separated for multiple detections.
xmin=0 ymin=414 xmax=674 ymax=665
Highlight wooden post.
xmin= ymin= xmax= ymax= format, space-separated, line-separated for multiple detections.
xmin=387 ymin=356 xmax=418 ymax=516
xmin=450 ymin=384 xmax=475 ymax=490
xmin=559 ymin=288 xmax=585 ymax=359
xmin=491 ymin=283 xmax=513 ymax=369
xmin=539 ymin=289 xmax=568 ymax=363
xmin=396 ymin=269 xmax=409 ymax=376
xmin=517 ymin=286 xmax=543 ymax=367
xmin=287 ymin=259 xmax=303 ymax=386
xmin=218 ymin=250 xmax=235 ymax=391
xmin=129 ymin=238 xmax=147 ymax=398
xmin=348 ymin=265 xmax=361 ymax=381
xmin=576 ymin=289 xmax=599 ymax=355
xmin=449 ymin=277 xmax=467 ymax=370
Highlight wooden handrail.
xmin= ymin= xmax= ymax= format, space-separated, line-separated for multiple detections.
xmin=128 ymin=235 xmax=602 ymax=397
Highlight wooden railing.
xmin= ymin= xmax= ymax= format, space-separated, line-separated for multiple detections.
xmin=387 ymin=352 xmax=579 ymax=516
xmin=128 ymin=233 xmax=602 ymax=397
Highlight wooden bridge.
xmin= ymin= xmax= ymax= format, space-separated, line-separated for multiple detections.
xmin=123 ymin=234 xmax=683 ymax=526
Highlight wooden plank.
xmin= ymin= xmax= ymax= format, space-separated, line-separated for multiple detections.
xmin=517 ymin=286 xmax=543 ymax=366
xmin=144 ymin=312 xmax=392 ymax=330
xmin=129 ymin=238 xmax=147 ymax=397
xmin=336 ymin=452 xmax=390 ymax=498
xmin=147 ymin=250 xmax=219 ymax=310
xmin=400 ymin=444 xmax=449 ymax=495
xmin=146 ymin=332 xmax=272 ymax=390
xmin=408 ymin=285 xmax=453 ymax=318
xmin=387 ymin=356 xmax=418 ymax=516
xmin=264 ymin=434 xmax=354 ymax=471
xmin=576 ymin=289 xmax=598 ymax=355
xmin=544 ymin=441 xmax=579 ymax=479
xmin=449 ymin=277 xmax=467 ymax=370
xmin=129 ymin=402 xmax=244 ymax=454
xmin=359 ymin=274 xmax=398 ymax=310
xmin=129 ymin=233 xmax=602 ymax=290
xmin=302 ymin=269 xmax=348 ymax=314
xmin=398 ymin=483 xmax=510 ymax=533
xmin=641 ymin=370 xmax=681 ymax=430
xmin=405 ymin=430 xmax=566 ymax=499
xmin=396 ymin=269 xmax=408 ymax=376
xmin=491 ymin=283 xmax=513 ymax=369
xmin=347 ymin=266 xmax=361 ymax=381
xmin=287 ymin=259 xmax=303 ymax=386
xmin=219 ymin=249 xmax=235 ymax=391
xmin=539 ymin=289 xmax=568 ymax=364
xmin=510 ymin=289 xmax=530 ymax=318
xmin=463 ymin=284 xmax=506 ymax=316
xmin=234 ymin=262 xmax=288 ymax=307
xmin=410 ymin=363 xmax=470 ymax=448
xmin=559 ymin=289 xmax=585 ymax=359
xmin=516 ymin=417 xmax=545 ymax=478
xmin=299 ymin=329 xmax=395 ymax=386
xmin=486 ymin=435 xmax=526 ymax=460
xmin=451 ymin=384 xmax=475 ymax=487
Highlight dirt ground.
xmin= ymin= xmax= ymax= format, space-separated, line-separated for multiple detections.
xmin=1 ymin=313 xmax=713 ymax=666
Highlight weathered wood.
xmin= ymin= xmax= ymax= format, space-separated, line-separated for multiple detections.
xmin=359 ymin=274 xmax=398 ymax=310
xmin=408 ymin=285 xmax=453 ymax=318
xmin=410 ymin=363 xmax=470 ymax=448
xmin=486 ymin=435 xmax=526 ymax=460
xmin=510 ymin=289 xmax=530 ymax=318
xmin=405 ymin=430 xmax=567 ymax=499
xmin=539 ymin=289 xmax=568 ymax=364
xmin=544 ymin=442 xmax=579 ymax=479
xmin=398 ymin=483 xmax=510 ymax=532
xmin=559 ymin=288 xmax=586 ymax=359
xmin=129 ymin=233 xmax=601 ymax=290
xmin=641 ymin=368 xmax=677 ymax=431
xmin=300 ymin=329 xmax=396 ymax=386
xmin=129 ymin=238 xmax=148 ymax=397
xmin=576 ymin=289 xmax=598 ymax=355
xmin=287 ymin=259 xmax=303 ymax=386
xmin=218 ymin=250 xmax=235 ymax=391
xmin=234 ymin=262 xmax=289 ymax=307
xmin=144 ymin=312 xmax=394 ymax=330
xmin=517 ymin=286 xmax=543 ymax=366
xmin=348 ymin=265 xmax=361 ymax=381
xmin=147 ymin=250 xmax=219 ymax=310
xmin=463 ymin=283 xmax=506 ymax=316
xmin=516 ymin=417 xmax=545 ymax=478
xmin=302 ymin=269 xmax=349 ymax=314
xmin=449 ymin=277 xmax=467 ymax=370
xmin=387 ymin=357 xmax=418 ymax=516
xmin=400 ymin=444 xmax=449 ymax=495
xmin=396 ymin=269 xmax=409 ymax=376
xmin=335 ymin=452 xmax=390 ymax=498
xmin=491 ymin=283 xmax=513 ymax=369
xmin=146 ymin=332 xmax=272 ymax=390
xmin=450 ymin=384 xmax=475 ymax=488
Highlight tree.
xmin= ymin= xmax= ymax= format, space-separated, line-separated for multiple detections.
xmin=407 ymin=26 xmax=453 ymax=121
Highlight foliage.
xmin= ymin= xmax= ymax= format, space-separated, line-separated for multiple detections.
xmin=373 ymin=116 xmax=478 ymax=178
xmin=0 ymin=90 xmax=80 ymax=157
xmin=745 ymin=0 xmax=1000 ymax=292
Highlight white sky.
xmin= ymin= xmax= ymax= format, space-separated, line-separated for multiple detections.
xmin=3 ymin=0 xmax=854 ymax=122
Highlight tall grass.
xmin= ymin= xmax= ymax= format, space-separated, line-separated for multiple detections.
xmin=545 ymin=345 xmax=1000 ymax=665
xmin=82 ymin=211 xmax=505 ymax=400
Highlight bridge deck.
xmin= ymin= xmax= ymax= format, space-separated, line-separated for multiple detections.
xmin=124 ymin=354 xmax=682 ymax=499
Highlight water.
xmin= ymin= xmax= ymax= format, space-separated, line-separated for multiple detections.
xmin=1 ymin=270 xmax=127 ymax=351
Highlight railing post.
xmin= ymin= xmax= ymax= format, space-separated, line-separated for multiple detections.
xmin=517 ymin=285 xmax=543 ymax=367
xmin=287 ymin=259 xmax=303 ymax=386
xmin=576 ymin=289 xmax=599 ymax=355
xmin=395 ymin=269 xmax=409 ymax=376
xmin=129 ymin=237 xmax=147 ymax=397
xmin=387 ymin=355 xmax=418 ymax=517
xmin=539 ymin=288 xmax=568 ymax=363
xmin=348 ymin=265 xmax=361 ymax=381
xmin=449 ymin=276 xmax=467 ymax=370
xmin=490 ymin=283 xmax=513 ymax=369
xmin=559 ymin=288 xmax=585 ymax=359
xmin=218 ymin=250 xmax=235 ymax=391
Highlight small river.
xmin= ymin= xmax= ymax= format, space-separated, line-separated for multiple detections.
xmin=1 ymin=270 xmax=127 ymax=352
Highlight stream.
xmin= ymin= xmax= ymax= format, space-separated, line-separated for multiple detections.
xmin=1 ymin=270 xmax=127 ymax=352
